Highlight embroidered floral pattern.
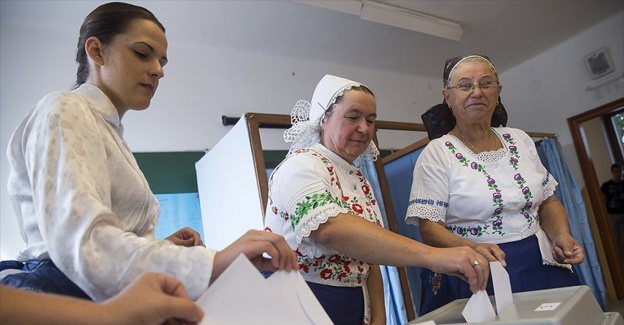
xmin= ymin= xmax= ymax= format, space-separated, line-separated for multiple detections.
xmin=266 ymin=146 xmax=381 ymax=288
xmin=296 ymin=249 xmax=369 ymax=284
xmin=514 ymin=172 xmax=536 ymax=226
xmin=503 ymin=133 xmax=520 ymax=171
xmin=444 ymin=141 xmax=504 ymax=236
xmin=501 ymin=133 xmax=537 ymax=226
xmin=292 ymin=190 xmax=344 ymax=230
xmin=442 ymin=133 xmax=541 ymax=236
xmin=430 ymin=272 xmax=442 ymax=295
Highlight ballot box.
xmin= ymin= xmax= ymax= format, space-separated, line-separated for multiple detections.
xmin=408 ymin=285 xmax=623 ymax=325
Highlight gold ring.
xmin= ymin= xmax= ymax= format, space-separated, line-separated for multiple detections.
xmin=473 ymin=259 xmax=480 ymax=266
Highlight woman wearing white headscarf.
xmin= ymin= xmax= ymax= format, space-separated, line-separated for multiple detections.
xmin=264 ymin=74 xmax=490 ymax=324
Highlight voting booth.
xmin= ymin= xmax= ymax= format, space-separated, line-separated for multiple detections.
xmin=198 ymin=112 xmax=611 ymax=324
xmin=196 ymin=115 xmax=265 ymax=251
xmin=408 ymin=285 xmax=623 ymax=325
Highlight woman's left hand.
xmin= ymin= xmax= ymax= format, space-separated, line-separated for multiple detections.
xmin=551 ymin=233 xmax=584 ymax=265
xmin=166 ymin=227 xmax=205 ymax=247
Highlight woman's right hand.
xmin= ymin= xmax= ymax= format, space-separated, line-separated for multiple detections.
xmin=428 ymin=246 xmax=490 ymax=293
xmin=211 ymin=230 xmax=298 ymax=281
xmin=473 ymin=242 xmax=507 ymax=267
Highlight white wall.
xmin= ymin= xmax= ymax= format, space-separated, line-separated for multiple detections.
xmin=0 ymin=1 xmax=438 ymax=259
xmin=1 ymin=2 xmax=622 ymax=260
xmin=500 ymin=11 xmax=624 ymax=187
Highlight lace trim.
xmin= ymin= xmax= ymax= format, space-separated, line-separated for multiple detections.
xmin=543 ymin=173 xmax=557 ymax=199
xmin=283 ymin=100 xmax=321 ymax=155
xmin=449 ymin=134 xmax=506 ymax=163
xmin=283 ymin=99 xmax=379 ymax=162
xmin=475 ymin=147 xmax=506 ymax=163
xmin=296 ymin=206 xmax=347 ymax=258
xmin=406 ymin=204 xmax=447 ymax=224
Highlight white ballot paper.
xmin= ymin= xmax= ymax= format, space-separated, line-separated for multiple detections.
xmin=196 ymin=254 xmax=333 ymax=325
xmin=461 ymin=261 xmax=513 ymax=323
xmin=490 ymin=261 xmax=513 ymax=314
xmin=462 ymin=290 xmax=495 ymax=323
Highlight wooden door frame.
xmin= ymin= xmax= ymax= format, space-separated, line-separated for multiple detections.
xmin=567 ymin=97 xmax=624 ymax=299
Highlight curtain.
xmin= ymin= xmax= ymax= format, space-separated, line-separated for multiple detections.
xmin=362 ymin=159 xmax=409 ymax=325
xmin=536 ymin=137 xmax=607 ymax=309
xmin=363 ymin=147 xmax=428 ymax=321
xmin=381 ymin=148 xmax=428 ymax=317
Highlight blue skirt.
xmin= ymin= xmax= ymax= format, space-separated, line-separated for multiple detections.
xmin=0 ymin=259 xmax=90 ymax=300
xmin=307 ymin=281 xmax=364 ymax=325
xmin=419 ymin=234 xmax=581 ymax=315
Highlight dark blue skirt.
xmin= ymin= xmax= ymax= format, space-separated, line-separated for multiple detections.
xmin=307 ymin=281 xmax=364 ymax=325
xmin=0 ymin=259 xmax=90 ymax=300
xmin=419 ymin=234 xmax=581 ymax=315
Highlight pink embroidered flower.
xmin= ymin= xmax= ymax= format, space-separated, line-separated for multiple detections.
xmin=362 ymin=185 xmax=371 ymax=195
xmin=300 ymin=263 xmax=309 ymax=273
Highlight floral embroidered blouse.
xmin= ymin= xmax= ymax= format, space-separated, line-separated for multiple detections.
xmin=264 ymin=143 xmax=384 ymax=286
xmin=406 ymin=127 xmax=557 ymax=244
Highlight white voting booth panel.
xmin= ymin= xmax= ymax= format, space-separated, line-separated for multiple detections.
xmin=409 ymin=285 xmax=623 ymax=325
xmin=195 ymin=115 xmax=264 ymax=251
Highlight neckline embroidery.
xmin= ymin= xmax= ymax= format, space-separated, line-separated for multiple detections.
xmin=443 ymin=131 xmax=537 ymax=238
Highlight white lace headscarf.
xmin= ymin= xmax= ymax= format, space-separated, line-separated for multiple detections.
xmin=283 ymin=74 xmax=380 ymax=165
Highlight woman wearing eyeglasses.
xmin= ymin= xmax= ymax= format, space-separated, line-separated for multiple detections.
xmin=407 ymin=55 xmax=584 ymax=315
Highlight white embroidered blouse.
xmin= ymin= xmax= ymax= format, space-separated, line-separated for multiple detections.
xmin=264 ymin=143 xmax=384 ymax=286
xmin=6 ymin=84 xmax=214 ymax=301
xmin=406 ymin=127 xmax=557 ymax=244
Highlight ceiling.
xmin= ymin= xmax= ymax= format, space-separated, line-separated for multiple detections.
xmin=290 ymin=0 xmax=624 ymax=77
xmin=1 ymin=0 xmax=622 ymax=80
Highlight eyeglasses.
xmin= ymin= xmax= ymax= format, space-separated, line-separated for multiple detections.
xmin=447 ymin=80 xmax=499 ymax=92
